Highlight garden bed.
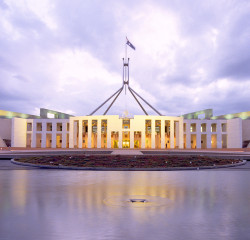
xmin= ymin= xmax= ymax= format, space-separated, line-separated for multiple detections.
xmin=14 ymin=155 xmax=243 ymax=169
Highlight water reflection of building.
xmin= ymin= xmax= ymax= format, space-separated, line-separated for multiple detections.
xmin=65 ymin=172 xmax=181 ymax=209
xmin=10 ymin=171 xmax=28 ymax=213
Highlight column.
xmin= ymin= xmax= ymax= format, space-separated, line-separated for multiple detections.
xmin=31 ymin=121 xmax=36 ymax=148
xmin=73 ymin=121 xmax=78 ymax=147
xmin=88 ymin=119 xmax=92 ymax=148
xmin=170 ymin=120 xmax=174 ymax=148
xmin=161 ymin=119 xmax=165 ymax=149
xmin=175 ymin=121 xmax=179 ymax=147
xmin=41 ymin=122 xmax=46 ymax=148
xmin=62 ymin=121 xmax=67 ymax=148
xmin=78 ymin=119 xmax=82 ymax=148
xmin=69 ymin=118 xmax=74 ymax=148
xmin=196 ymin=122 xmax=201 ymax=149
xmin=119 ymin=131 xmax=122 ymax=148
xmin=186 ymin=122 xmax=191 ymax=148
xmin=97 ymin=119 xmax=101 ymax=148
xmin=51 ymin=122 xmax=56 ymax=148
xmin=151 ymin=119 xmax=155 ymax=149
xmin=130 ymin=130 xmax=134 ymax=149
xmin=107 ymin=119 xmax=111 ymax=148
xmin=141 ymin=130 xmax=145 ymax=148
xmin=178 ymin=118 xmax=184 ymax=149
xmin=207 ymin=123 xmax=211 ymax=148
xmin=217 ymin=122 xmax=222 ymax=148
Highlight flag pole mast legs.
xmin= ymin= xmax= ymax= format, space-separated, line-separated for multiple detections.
xmin=88 ymin=37 xmax=163 ymax=116
xmin=128 ymin=86 xmax=148 ymax=115
xmin=129 ymin=87 xmax=162 ymax=116
xmin=103 ymin=87 xmax=123 ymax=115
xmin=88 ymin=87 xmax=123 ymax=115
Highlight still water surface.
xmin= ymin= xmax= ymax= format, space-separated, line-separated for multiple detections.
xmin=0 ymin=167 xmax=250 ymax=240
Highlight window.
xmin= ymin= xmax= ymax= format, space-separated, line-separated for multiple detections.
xmin=190 ymin=123 xmax=196 ymax=132
xmin=145 ymin=120 xmax=151 ymax=134
xmin=122 ymin=119 xmax=130 ymax=129
xmin=47 ymin=113 xmax=54 ymax=118
xmin=57 ymin=123 xmax=62 ymax=131
xmin=201 ymin=123 xmax=206 ymax=132
xmin=47 ymin=123 xmax=52 ymax=131
xmin=221 ymin=123 xmax=227 ymax=132
xmin=101 ymin=120 xmax=107 ymax=133
xmin=211 ymin=123 xmax=217 ymax=132
xmin=92 ymin=120 xmax=97 ymax=133
xmin=27 ymin=123 xmax=32 ymax=131
xmin=37 ymin=123 xmax=42 ymax=131
xmin=155 ymin=120 xmax=161 ymax=134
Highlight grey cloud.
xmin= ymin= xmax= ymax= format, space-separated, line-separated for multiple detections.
xmin=0 ymin=56 xmax=16 ymax=71
xmin=0 ymin=0 xmax=8 ymax=10
xmin=0 ymin=0 xmax=249 ymax=116
xmin=13 ymin=74 xmax=31 ymax=83
xmin=213 ymin=11 xmax=250 ymax=80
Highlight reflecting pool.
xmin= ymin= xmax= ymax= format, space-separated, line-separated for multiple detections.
xmin=0 ymin=165 xmax=250 ymax=240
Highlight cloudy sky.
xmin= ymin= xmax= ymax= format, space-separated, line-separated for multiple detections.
xmin=0 ymin=0 xmax=250 ymax=117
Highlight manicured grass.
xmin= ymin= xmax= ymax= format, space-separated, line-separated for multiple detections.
xmin=14 ymin=155 xmax=241 ymax=168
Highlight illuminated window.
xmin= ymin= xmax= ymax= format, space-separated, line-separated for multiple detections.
xmin=122 ymin=119 xmax=130 ymax=129
xmin=190 ymin=123 xmax=196 ymax=132
xmin=201 ymin=123 xmax=206 ymax=132
xmin=92 ymin=120 xmax=97 ymax=133
xmin=145 ymin=120 xmax=151 ymax=134
xmin=47 ymin=113 xmax=55 ymax=119
xmin=155 ymin=120 xmax=161 ymax=134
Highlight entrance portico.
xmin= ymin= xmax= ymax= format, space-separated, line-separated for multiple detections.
xmin=69 ymin=115 xmax=184 ymax=149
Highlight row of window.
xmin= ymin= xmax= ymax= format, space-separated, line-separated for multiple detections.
xmin=27 ymin=122 xmax=70 ymax=132
xmin=184 ymin=123 xmax=227 ymax=133
xmin=27 ymin=121 xmax=227 ymax=133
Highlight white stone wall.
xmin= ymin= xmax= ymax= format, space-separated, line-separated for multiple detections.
xmin=227 ymin=118 xmax=242 ymax=148
xmin=9 ymin=114 xmax=248 ymax=149
xmin=11 ymin=118 xmax=27 ymax=147
xmin=0 ymin=119 xmax=12 ymax=147
xmin=242 ymin=120 xmax=250 ymax=142
xmin=184 ymin=119 xmax=228 ymax=149
xmin=25 ymin=119 xmax=69 ymax=148
xmin=0 ymin=119 xmax=12 ymax=139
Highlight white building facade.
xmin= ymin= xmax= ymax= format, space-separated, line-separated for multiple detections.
xmin=8 ymin=115 xmax=246 ymax=149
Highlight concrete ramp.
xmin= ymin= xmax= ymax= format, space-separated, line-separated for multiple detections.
xmin=111 ymin=149 xmax=143 ymax=155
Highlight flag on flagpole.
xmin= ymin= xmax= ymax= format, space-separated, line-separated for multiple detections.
xmin=126 ymin=37 xmax=136 ymax=50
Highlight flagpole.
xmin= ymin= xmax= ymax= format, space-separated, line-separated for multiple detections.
xmin=125 ymin=38 xmax=127 ymax=94
xmin=125 ymin=38 xmax=127 ymax=61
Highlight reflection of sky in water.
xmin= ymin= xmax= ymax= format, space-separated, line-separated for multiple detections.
xmin=0 ymin=170 xmax=250 ymax=240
